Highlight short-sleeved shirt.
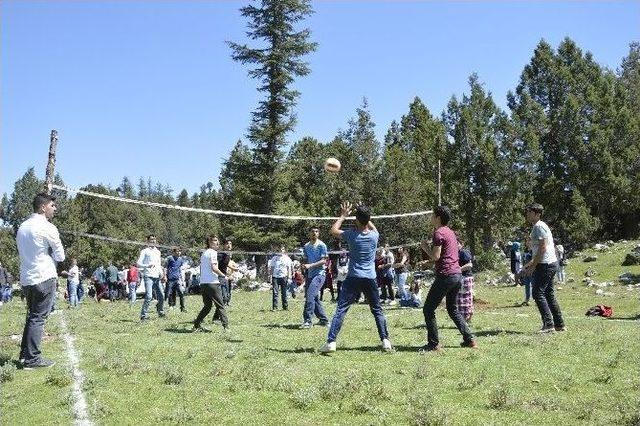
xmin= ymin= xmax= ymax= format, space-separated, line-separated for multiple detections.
xmin=218 ymin=252 xmax=231 ymax=275
xmin=432 ymin=226 xmax=461 ymax=276
xmin=166 ymin=256 xmax=184 ymax=281
xmin=530 ymin=220 xmax=557 ymax=264
xmin=395 ymin=252 xmax=409 ymax=274
xmin=200 ymin=249 xmax=220 ymax=284
xmin=68 ymin=265 xmax=80 ymax=284
xmin=106 ymin=265 xmax=119 ymax=283
xmin=269 ymin=254 xmax=292 ymax=278
xmin=303 ymin=241 xmax=328 ymax=279
xmin=342 ymin=229 xmax=379 ymax=280
xmin=458 ymin=249 xmax=473 ymax=277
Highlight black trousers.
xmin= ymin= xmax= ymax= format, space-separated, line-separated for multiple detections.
xmin=532 ymin=263 xmax=564 ymax=328
xmin=194 ymin=283 xmax=228 ymax=328
xmin=423 ymin=273 xmax=474 ymax=346
xmin=20 ymin=278 xmax=56 ymax=364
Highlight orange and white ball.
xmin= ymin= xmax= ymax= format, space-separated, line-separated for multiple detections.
xmin=324 ymin=157 xmax=341 ymax=173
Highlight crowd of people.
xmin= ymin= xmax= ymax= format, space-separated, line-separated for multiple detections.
xmin=11 ymin=192 xmax=566 ymax=368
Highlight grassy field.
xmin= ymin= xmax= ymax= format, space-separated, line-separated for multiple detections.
xmin=1 ymin=241 xmax=639 ymax=425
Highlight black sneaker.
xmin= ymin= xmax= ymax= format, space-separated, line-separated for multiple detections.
xmin=140 ymin=315 xmax=150 ymax=321
xmin=158 ymin=312 xmax=166 ymax=318
xmin=22 ymin=359 xmax=55 ymax=370
xmin=418 ymin=344 xmax=442 ymax=354
xmin=555 ymin=325 xmax=567 ymax=332
xmin=317 ymin=320 xmax=329 ymax=327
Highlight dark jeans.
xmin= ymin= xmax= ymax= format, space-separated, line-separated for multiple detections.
xmin=167 ymin=279 xmax=185 ymax=311
xmin=303 ymin=273 xmax=328 ymax=324
xmin=423 ymin=273 xmax=474 ymax=346
xmin=328 ymin=277 xmax=389 ymax=342
xmin=532 ymin=263 xmax=564 ymax=328
xmin=194 ymin=283 xmax=228 ymax=328
xmin=107 ymin=281 xmax=118 ymax=301
xmin=20 ymin=278 xmax=56 ymax=364
xmin=380 ymin=275 xmax=394 ymax=300
xmin=271 ymin=277 xmax=288 ymax=309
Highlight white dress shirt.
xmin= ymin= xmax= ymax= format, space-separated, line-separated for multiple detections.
xmin=137 ymin=246 xmax=162 ymax=278
xmin=16 ymin=213 xmax=65 ymax=286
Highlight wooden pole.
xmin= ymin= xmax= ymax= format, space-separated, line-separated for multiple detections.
xmin=44 ymin=130 xmax=58 ymax=194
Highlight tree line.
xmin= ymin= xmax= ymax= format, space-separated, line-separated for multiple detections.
xmin=1 ymin=0 xmax=638 ymax=277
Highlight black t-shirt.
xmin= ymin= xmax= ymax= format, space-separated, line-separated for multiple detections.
xmin=218 ymin=252 xmax=230 ymax=274
xmin=458 ymin=249 xmax=473 ymax=277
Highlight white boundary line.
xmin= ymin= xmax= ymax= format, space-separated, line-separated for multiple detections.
xmin=52 ymin=184 xmax=433 ymax=221
xmin=59 ymin=314 xmax=93 ymax=426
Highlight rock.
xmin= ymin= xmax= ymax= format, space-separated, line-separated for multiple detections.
xmin=594 ymin=243 xmax=609 ymax=251
xmin=622 ymin=252 xmax=640 ymax=266
xmin=585 ymin=268 xmax=596 ymax=277
xmin=606 ymin=240 xmax=615 ymax=246
xmin=619 ymin=272 xmax=640 ymax=284
xmin=595 ymin=289 xmax=604 ymax=295
xmin=584 ymin=255 xmax=598 ymax=263
xmin=567 ymin=278 xmax=576 ymax=283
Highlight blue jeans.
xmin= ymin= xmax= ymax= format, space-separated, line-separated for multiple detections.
xmin=327 ymin=276 xmax=389 ymax=343
xmin=395 ymin=272 xmax=409 ymax=301
xmin=522 ymin=275 xmax=532 ymax=301
xmin=303 ymin=273 xmax=328 ymax=324
xmin=67 ymin=281 xmax=79 ymax=307
xmin=129 ymin=283 xmax=138 ymax=304
xmin=140 ymin=276 xmax=164 ymax=318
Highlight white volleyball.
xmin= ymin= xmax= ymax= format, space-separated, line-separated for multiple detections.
xmin=324 ymin=157 xmax=341 ymax=173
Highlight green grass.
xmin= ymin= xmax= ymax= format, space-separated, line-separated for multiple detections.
xmin=1 ymin=241 xmax=639 ymax=425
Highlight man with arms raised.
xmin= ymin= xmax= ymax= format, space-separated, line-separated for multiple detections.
xmin=17 ymin=193 xmax=65 ymax=369
xmin=320 ymin=202 xmax=391 ymax=353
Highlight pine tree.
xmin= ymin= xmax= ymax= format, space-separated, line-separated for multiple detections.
xmin=228 ymin=0 xmax=317 ymax=215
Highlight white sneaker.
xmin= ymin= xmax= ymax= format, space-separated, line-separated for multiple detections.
xmin=319 ymin=341 xmax=337 ymax=353
xmin=382 ymin=338 xmax=392 ymax=352
xmin=388 ymin=300 xmax=397 ymax=306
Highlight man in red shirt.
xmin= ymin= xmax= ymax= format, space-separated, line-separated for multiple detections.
xmin=419 ymin=206 xmax=476 ymax=352
xmin=127 ymin=263 xmax=139 ymax=304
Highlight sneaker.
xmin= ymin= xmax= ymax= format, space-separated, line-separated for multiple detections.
xmin=555 ymin=325 xmax=567 ymax=332
xmin=300 ymin=322 xmax=312 ymax=329
xmin=316 ymin=320 xmax=329 ymax=327
xmin=382 ymin=338 xmax=392 ymax=352
xmin=319 ymin=341 xmax=337 ymax=353
xmin=388 ymin=300 xmax=397 ymax=306
xmin=140 ymin=315 xmax=150 ymax=321
xmin=192 ymin=324 xmax=210 ymax=333
xmin=520 ymin=301 xmax=530 ymax=306
xmin=418 ymin=344 xmax=442 ymax=354
xmin=22 ymin=358 xmax=55 ymax=370
xmin=460 ymin=340 xmax=478 ymax=349
xmin=158 ymin=312 xmax=166 ymax=318
xmin=539 ymin=326 xmax=555 ymax=333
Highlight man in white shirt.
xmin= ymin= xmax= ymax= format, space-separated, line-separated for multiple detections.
xmin=17 ymin=193 xmax=65 ymax=369
xmin=522 ymin=203 xmax=565 ymax=333
xmin=193 ymin=235 xmax=229 ymax=331
xmin=137 ymin=234 xmax=165 ymax=320
xmin=268 ymin=245 xmax=293 ymax=311
xmin=67 ymin=258 xmax=80 ymax=308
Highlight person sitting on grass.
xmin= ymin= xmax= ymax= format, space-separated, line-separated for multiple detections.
xmin=320 ymin=202 xmax=392 ymax=353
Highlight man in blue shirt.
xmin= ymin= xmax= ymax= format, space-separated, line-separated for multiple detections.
xmin=165 ymin=247 xmax=186 ymax=312
xmin=301 ymin=227 xmax=330 ymax=329
xmin=320 ymin=202 xmax=391 ymax=353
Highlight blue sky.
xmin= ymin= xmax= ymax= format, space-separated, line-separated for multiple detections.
xmin=2 ymin=1 xmax=639 ymax=197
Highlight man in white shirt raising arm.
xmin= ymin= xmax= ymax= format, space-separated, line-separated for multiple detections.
xmin=17 ymin=193 xmax=65 ymax=369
